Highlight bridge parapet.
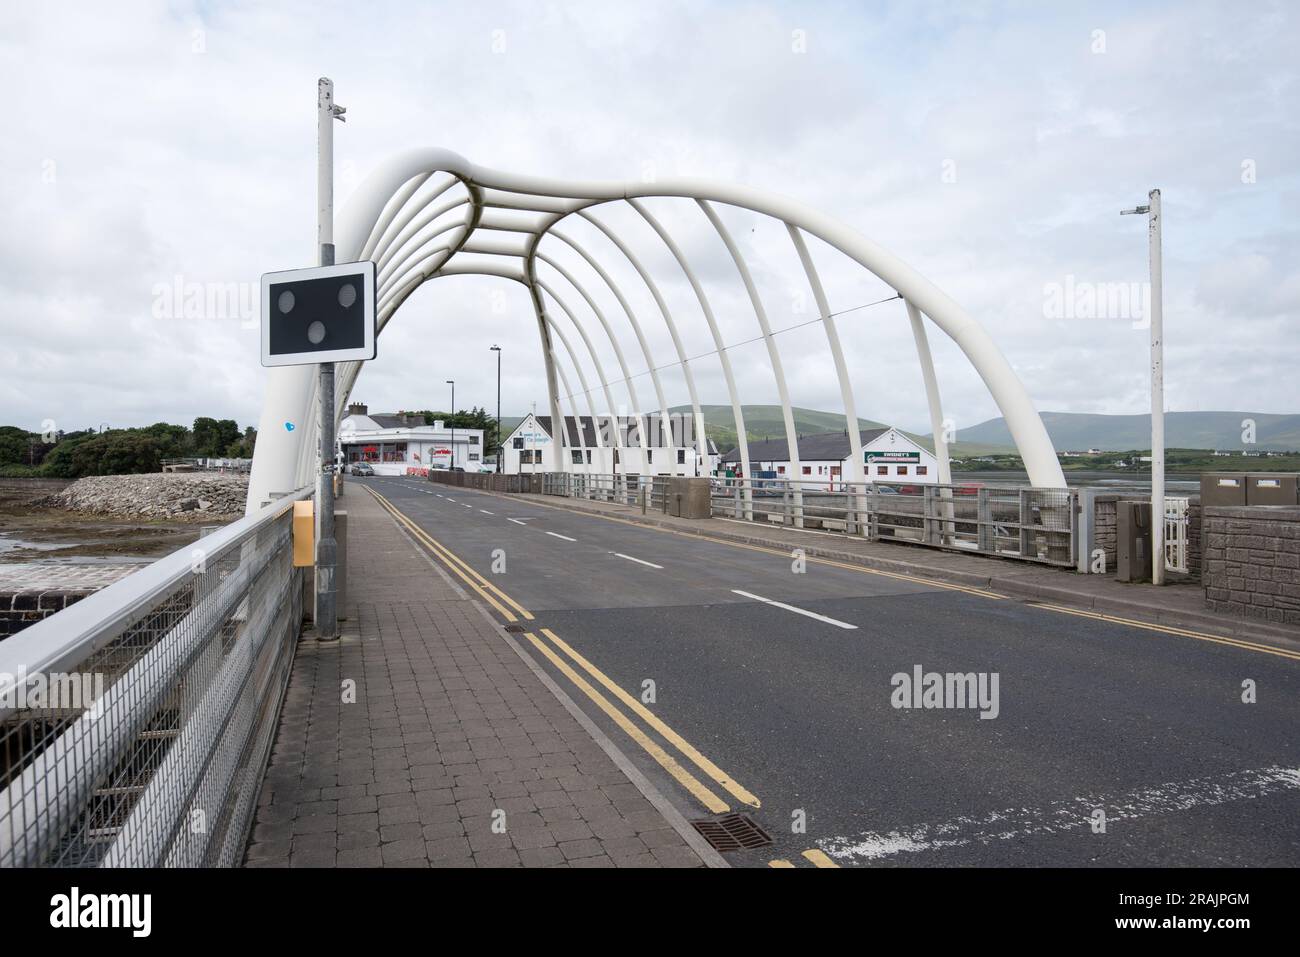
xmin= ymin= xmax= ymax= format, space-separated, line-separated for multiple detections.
xmin=0 ymin=487 xmax=311 ymax=867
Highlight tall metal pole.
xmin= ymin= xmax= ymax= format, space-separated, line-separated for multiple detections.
xmin=491 ymin=345 xmax=502 ymax=473
xmin=315 ymin=77 xmax=340 ymax=638
xmin=1122 ymin=189 xmax=1165 ymax=585
xmin=1148 ymin=188 xmax=1165 ymax=585
xmin=447 ymin=380 xmax=455 ymax=469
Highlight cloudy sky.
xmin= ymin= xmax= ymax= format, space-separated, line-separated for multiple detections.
xmin=1 ymin=0 xmax=1296 ymax=441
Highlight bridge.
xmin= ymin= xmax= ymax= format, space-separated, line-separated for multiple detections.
xmin=1 ymin=149 xmax=1297 ymax=871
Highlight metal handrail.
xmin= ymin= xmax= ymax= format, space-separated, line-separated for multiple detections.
xmin=0 ymin=489 xmax=310 ymax=714
xmin=0 ymin=485 xmax=312 ymax=868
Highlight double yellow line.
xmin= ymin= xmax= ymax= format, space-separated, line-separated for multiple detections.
xmin=769 ymin=849 xmax=839 ymax=868
xmin=1027 ymin=601 xmax=1300 ymax=662
xmin=365 ymin=485 xmax=759 ymax=814
xmin=369 ymin=487 xmax=532 ymax=622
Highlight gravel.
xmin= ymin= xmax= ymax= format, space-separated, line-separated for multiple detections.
xmin=39 ymin=473 xmax=249 ymax=521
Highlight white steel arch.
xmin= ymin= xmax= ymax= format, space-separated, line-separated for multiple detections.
xmin=247 ymin=147 xmax=1066 ymax=511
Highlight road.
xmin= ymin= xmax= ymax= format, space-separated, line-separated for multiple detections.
xmin=360 ymin=475 xmax=1300 ymax=868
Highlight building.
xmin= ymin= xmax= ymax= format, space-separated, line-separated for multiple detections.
xmin=501 ymin=413 xmax=720 ymax=476
xmin=338 ymin=403 xmax=486 ymax=476
xmin=719 ymin=426 xmax=940 ymax=489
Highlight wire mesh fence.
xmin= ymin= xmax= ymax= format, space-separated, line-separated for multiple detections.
xmin=0 ymin=487 xmax=311 ymax=868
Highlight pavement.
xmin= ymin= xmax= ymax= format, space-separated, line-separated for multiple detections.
xmin=243 ymin=486 xmax=720 ymax=868
xmin=345 ymin=475 xmax=1300 ymax=868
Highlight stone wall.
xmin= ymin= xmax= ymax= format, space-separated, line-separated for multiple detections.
xmin=0 ymin=564 xmax=140 ymax=639
xmin=1202 ymin=505 xmax=1300 ymax=626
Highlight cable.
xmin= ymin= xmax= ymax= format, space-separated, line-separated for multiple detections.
xmin=553 ymin=291 xmax=903 ymax=403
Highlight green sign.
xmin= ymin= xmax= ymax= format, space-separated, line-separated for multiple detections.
xmin=866 ymin=450 xmax=920 ymax=463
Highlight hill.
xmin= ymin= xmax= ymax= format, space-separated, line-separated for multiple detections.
xmin=950 ymin=411 xmax=1300 ymax=453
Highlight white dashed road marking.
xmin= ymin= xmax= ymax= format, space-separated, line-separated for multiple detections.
xmin=614 ymin=552 xmax=663 ymax=569
xmin=730 ymin=589 xmax=857 ymax=630
xmin=546 ymin=532 xmax=577 ymax=542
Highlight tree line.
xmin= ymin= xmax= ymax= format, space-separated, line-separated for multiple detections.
xmin=0 ymin=418 xmax=257 ymax=478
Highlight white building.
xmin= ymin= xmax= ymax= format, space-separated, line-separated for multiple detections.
xmin=501 ymin=413 xmax=720 ymax=476
xmin=338 ymin=403 xmax=486 ymax=476
xmin=719 ymin=427 xmax=940 ymax=489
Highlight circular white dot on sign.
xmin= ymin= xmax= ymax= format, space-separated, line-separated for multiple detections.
xmin=338 ymin=283 xmax=357 ymax=308
xmin=307 ymin=320 xmax=326 ymax=344
xmin=278 ymin=290 xmax=295 ymax=313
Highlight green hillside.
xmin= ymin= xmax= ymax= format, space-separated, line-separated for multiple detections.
xmin=499 ymin=405 xmax=1012 ymax=456
xmin=955 ymin=411 xmax=1300 ymax=453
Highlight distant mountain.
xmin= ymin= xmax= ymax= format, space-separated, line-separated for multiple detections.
xmin=500 ymin=404 xmax=1010 ymax=455
xmin=949 ymin=411 xmax=1300 ymax=453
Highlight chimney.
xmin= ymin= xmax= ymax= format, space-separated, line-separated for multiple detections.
xmin=404 ymin=412 xmax=425 ymax=427
xmin=346 ymin=402 xmax=368 ymax=416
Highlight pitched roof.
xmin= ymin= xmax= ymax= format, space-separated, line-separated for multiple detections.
xmin=720 ymin=427 xmax=890 ymax=463
xmin=532 ymin=415 xmax=719 ymax=453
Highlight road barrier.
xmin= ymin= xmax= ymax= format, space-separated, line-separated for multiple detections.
xmin=530 ymin=473 xmax=1077 ymax=567
xmin=0 ymin=486 xmax=312 ymax=867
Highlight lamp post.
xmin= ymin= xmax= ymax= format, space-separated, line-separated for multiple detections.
xmin=1121 ymin=188 xmax=1164 ymax=585
xmin=446 ymin=379 xmax=455 ymax=469
xmin=490 ymin=345 xmax=502 ymax=473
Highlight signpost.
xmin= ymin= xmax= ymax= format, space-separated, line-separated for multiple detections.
xmin=258 ymin=78 xmax=371 ymax=640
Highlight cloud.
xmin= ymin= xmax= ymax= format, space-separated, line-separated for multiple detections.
xmin=0 ymin=0 xmax=1296 ymax=441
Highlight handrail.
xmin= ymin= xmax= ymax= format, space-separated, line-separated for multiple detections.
xmin=0 ymin=488 xmax=311 ymax=718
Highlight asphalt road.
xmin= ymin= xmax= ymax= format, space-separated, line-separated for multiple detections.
xmin=363 ymin=475 xmax=1300 ymax=868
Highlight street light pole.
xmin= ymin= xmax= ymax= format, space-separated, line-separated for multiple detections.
xmin=1122 ymin=188 xmax=1164 ymax=585
xmin=446 ymin=379 xmax=455 ymax=469
xmin=490 ymin=345 xmax=502 ymax=473
xmin=316 ymin=77 xmax=345 ymax=639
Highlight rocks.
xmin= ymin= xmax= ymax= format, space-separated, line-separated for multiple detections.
xmin=39 ymin=473 xmax=249 ymax=521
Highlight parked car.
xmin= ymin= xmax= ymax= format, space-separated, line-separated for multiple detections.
xmin=350 ymin=462 xmax=374 ymax=476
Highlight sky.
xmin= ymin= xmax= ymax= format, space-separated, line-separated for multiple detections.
xmin=1 ymin=0 xmax=1296 ymax=442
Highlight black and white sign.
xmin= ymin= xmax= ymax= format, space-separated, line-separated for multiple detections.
xmin=260 ymin=261 xmax=376 ymax=367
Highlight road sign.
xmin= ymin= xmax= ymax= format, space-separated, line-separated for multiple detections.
xmin=260 ymin=260 xmax=376 ymax=367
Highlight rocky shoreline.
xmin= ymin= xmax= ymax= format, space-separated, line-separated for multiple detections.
xmin=37 ymin=473 xmax=249 ymax=521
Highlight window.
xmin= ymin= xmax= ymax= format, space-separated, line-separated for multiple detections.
xmin=897 ymin=466 xmax=908 ymax=475
xmin=469 ymin=435 xmax=479 ymax=445
xmin=677 ymin=449 xmax=685 ymax=464
xmin=520 ymin=450 xmax=534 ymax=464
xmin=777 ymin=465 xmax=785 ymax=474
xmin=647 ymin=450 xmax=653 ymax=463
xmin=469 ymin=453 xmax=480 ymax=461
xmin=586 ymin=451 xmax=592 ymax=464
xmin=876 ymin=465 xmax=888 ymax=476
xmin=513 ymin=437 xmax=524 ymax=449
xmin=802 ymin=466 xmax=811 ymax=475
xmin=571 ymin=450 xmax=584 ymax=464
xmin=917 ymin=466 xmax=928 ymax=475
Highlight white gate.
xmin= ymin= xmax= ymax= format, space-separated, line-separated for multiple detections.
xmin=1165 ymin=496 xmax=1190 ymax=573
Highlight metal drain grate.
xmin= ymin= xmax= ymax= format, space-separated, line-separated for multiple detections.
xmin=690 ymin=813 xmax=773 ymax=851
xmin=503 ymin=624 xmax=526 ymax=633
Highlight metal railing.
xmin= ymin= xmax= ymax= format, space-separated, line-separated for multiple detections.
xmin=0 ymin=486 xmax=311 ymax=867
xmin=541 ymin=472 xmax=670 ymax=511
xmin=1164 ymin=496 xmax=1190 ymax=574
xmin=709 ymin=477 xmax=1076 ymax=566
xmin=530 ymin=473 xmax=1077 ymax=567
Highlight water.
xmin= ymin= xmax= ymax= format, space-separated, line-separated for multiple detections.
xmin=959 ymin=470 xmax=1201 ymax=494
